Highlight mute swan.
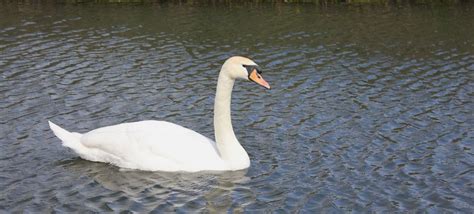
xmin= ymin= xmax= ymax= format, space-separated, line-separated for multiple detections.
xmin=49 ymin=56 xmax=270 ymax=172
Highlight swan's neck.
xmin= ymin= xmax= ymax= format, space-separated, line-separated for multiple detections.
xmin=214 ymin=71 xmax=250 ymax=169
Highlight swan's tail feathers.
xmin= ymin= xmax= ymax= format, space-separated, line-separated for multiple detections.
xmin=48 ymin=121 xmax=84 ymax=151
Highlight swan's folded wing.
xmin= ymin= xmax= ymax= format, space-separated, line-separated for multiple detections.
xmin=80 ymin=120 xmax=221 ymax=169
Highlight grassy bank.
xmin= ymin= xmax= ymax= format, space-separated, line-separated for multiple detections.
xmin=20 ymin=0 xmax=470 ymax=5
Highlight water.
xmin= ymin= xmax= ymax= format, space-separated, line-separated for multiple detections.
xmin=1 ymin=1 xmax=473 ymax=212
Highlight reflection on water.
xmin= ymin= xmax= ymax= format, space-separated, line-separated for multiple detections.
xmin=57 ymin=159 xmax=249 ymax=212
xmin=0 ymin=1 xmax=473 ymax=212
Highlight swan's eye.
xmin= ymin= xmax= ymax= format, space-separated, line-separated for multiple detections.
xmin=242 ymin=64 xmax=252 ymax=73
xmin=243 ymin=64 xmax=262 ymax=74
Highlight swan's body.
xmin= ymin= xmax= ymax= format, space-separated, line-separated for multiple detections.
xmin=49 ymin=120 xmax=230 ymax=171
xmin=49 ymin=56 xmax=270 ymax=172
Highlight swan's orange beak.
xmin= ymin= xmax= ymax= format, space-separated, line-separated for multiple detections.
xmin=249 ymin=69 xmax=271 ymax=89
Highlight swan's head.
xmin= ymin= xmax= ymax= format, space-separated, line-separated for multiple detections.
xmin=222 ymin=56 xmax=271 ymax=89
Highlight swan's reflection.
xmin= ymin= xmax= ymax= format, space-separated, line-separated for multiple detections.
xmin=58 ymin=158 xmax=250 ymax=212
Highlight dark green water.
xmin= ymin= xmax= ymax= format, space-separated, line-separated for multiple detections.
xmin=0 ymin=1 xmax=473 ymax=212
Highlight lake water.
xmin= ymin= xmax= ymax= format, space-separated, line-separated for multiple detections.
xmin=0 ymin=1 xmax=473 ymax=212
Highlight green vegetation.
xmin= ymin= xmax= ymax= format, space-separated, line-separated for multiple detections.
xmin=52 ymin=0 xmax=469 ymax=4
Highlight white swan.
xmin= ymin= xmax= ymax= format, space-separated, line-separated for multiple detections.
xmin=49 ymin=56 xmax=270 ymax=172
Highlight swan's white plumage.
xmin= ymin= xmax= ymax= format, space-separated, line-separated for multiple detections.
xmin=48 ymin=56 xmax=269 ymax=172
xmin=49 ymin=120 xmax=227 ymax=172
